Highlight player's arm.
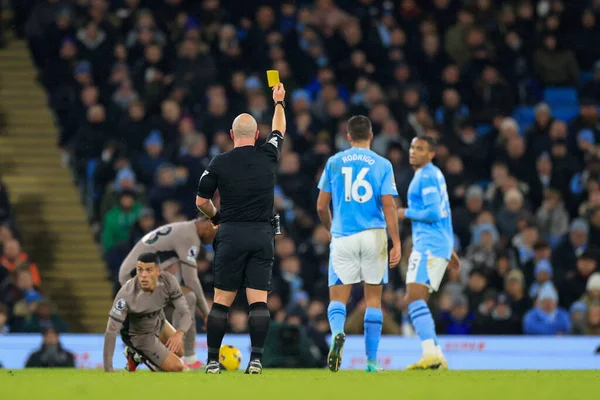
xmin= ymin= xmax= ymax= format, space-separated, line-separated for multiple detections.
xmin=168 ymin=274 xmax=193 ymax=334
xmin=401 ymin=176 xmax=443 ymax=223
xmin=382 ymin=195 xmax=401 ymax=266
xmin=103 ymin=292 xmax=128 ymax=372
xmin=180 ymin=260 xmax=209 ymax=318
xmin=316 ymin=159 xmax=333 ymax=235
xmin=316 ymin=190 xmax=332 ymax=232
xmin=118 ymin=262 xmax=135 ymax=286
xmin=381 ymin=162 xmax=401 ymax=266
xmin=449 ymin=251 xmax=460 ymax=271
xmin=196 ymin=158 xmax=220 ymax=225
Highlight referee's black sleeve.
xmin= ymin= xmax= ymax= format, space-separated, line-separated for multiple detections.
xmin=259 ymin=130 xmax=284 ymax=160
xmin=197 ymin=157 xmax=219 ymax=199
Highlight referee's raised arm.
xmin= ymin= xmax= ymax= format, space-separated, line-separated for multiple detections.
xmin=271 ymin=83 xmax=286 ymax=135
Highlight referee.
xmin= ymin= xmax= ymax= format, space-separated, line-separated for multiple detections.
xmin=196 ymin=83 xmax=286 ymax=374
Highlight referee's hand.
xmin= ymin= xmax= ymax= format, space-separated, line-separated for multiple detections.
xmin=272 ymin=83 xmax=285 ymax=102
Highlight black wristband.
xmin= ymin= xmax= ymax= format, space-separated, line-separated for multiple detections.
xmin=210 ymin=210 xmax=221 ymax=225
xmin=274 ymin=100 xmax=285 ymax=109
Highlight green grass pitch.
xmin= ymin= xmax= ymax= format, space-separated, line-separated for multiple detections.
xmin=1 ymin=370 xmax=598 ymax=400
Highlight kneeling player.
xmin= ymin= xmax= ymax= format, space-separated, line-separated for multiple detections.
xmin=118 ymin=218 xmax=216 ymax=369
xmin=103 ymin=253 xmax=193 ymax=372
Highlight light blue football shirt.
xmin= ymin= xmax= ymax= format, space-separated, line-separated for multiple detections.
xmin=406 ymin=162 xmax=454 ymax=259
xmin=318 ymin=147 xmax=398 ymax=238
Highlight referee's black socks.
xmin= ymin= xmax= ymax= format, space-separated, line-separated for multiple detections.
xmin=207 ymin=303 xmax=230 ymax=362
xmin=248 ymin=302 xmax=270 ymax=361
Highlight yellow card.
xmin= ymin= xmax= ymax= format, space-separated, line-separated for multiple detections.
xmin=266 ymin=70 xmax=280 ymax=87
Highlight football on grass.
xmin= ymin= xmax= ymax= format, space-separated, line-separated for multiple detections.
xmin=219 ymin=345 xmax=242 ymax=371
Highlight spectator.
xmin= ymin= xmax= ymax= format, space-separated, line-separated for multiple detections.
xmin=101 ymin=191 xmax=142 ymax=281
xmin=25 ymin=328 xmax=75 ymax=368
xmin=523 ymin=283 xmax=571 ymax=335
xmin=127 ymin=208 xmax=156 ymax=250
xmin=559 ymin=251 xmax=598 ymax=308
xmin=437 ymin=294 xmax=475 ymax=335
xmin=117 ymin=100 xmax=150 ymax=155
xmin=496 ymin=188 xmax=526 ymax=239
xmin=586 ymin=300 xmax=600 ymax=335
xmin=135 ymin=130 xmax=168 ymax=185
xmin=525 ymin=103 xmax=554 ymax=158
xmin=523 ymin=240 xmax=553 ymax=287
xmin=569 ymin=301 xmax=588 ymax=335
xmin=464 ymin=267 xmax=488 ymax=312
xmin=552 ymin=219 xmax=590 ymax=284
xmin=453 ymin=185 xmax=485 ymax=247
xmin=529 ymin=260 xmax=554 ymax=299
xmin=4 ymin=267 xmax=43 ymax=330
xmin=465 ymin=223 xmax=499 ymax=271
xmin=532 ymin=33 xmax=580 ymax=86
xmin=504 ymin=269 xmax=532 ymax=320
xmin=569 ymin=98 xmax=599 ymax=155
xmin=474 ymin=293 xmax=522 ymax=335
xmin=536 ymin=187 xmax=570 ymax=246
xmin=0 ymin=239 xmax=41 ymax=287
xmin=582 ymin=272 xmax=600 ymax=306
xmin=445 ymin=8 xmax=475 ymax=67
xmin=20 ymin=299 xmax=69 ymax=333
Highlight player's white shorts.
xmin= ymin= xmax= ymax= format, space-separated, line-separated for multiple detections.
xmin=406 ymin=250 xmax=449 ymax=292
xmin=328 ymin=228 xmax=388 ymax=286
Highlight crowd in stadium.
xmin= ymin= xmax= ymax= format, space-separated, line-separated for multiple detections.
xmin=0 ymin=180 xmax=69 ymax=334
xmin=2 ymin=0 xmax=600 ymax=339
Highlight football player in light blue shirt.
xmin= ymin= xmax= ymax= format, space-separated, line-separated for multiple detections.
xmin=317 ymin=116 xmax=401 ymax=373
xmin=398 ymin=136 xmax=460 ymax=370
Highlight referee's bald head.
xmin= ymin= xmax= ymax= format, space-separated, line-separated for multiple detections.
xmin=231 ymin=113 xmax=258 ymax=139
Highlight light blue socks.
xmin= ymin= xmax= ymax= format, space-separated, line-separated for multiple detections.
xmin=364 ymin=307 xmax=383 ymax=361
xmin=327 ymin=301 xmax=346 ymax=337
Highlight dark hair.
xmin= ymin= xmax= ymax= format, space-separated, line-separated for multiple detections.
xmin=415 ymin=135 xmax=436 ymax=151
xmin=579 ymin=251 xmax=598 ymax=263
xmin=533 ymin=240 xmax=550 ymax=251
xmin=137 ymin=252 xmax=159 ymax=265
xmin=347 ymin=115 xmax=372 ymax=141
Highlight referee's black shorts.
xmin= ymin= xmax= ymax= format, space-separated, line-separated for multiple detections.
xmin=212 ymin=222 xmax=274 ymax=292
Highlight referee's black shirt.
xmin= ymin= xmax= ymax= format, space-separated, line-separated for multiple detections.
xmin=196 ymin=130 xmax=284 ymax=223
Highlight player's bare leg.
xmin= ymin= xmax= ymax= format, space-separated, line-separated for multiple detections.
xmin=177 ymin=289 xmax=202 ymax=370
xmin=364 ymin=284 xmax=384 ymax=372
xmin=158 ymin=353 xmax=186 ymax=372
xmin=327 ymin=284 xmax=352 ymax=372
xmin=405 ymin=283 xmax=445 ymax=370
xmin=159 ymin=320 xmax=184 ymax=357
xmin=205 ymin=288 xmax=237 ymax=374
xmin=245 ymin=288 xmax=269 ymax=374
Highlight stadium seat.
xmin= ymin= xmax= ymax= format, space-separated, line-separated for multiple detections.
xmin=552 ymin=107 xmax=579 ymax=123
xmin=543 ymin=87 xmax=578 ymax=108
xmin=476 ymin=124 xmax=492 ymax=136
xmin=512 ymin=106 xmax=535 ymax=133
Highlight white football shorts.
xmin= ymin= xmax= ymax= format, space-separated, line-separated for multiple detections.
xmin=406 ymin=250 xmax=449 ymax=292
xmin=328 ymin=228 xmax=388 ymax=286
